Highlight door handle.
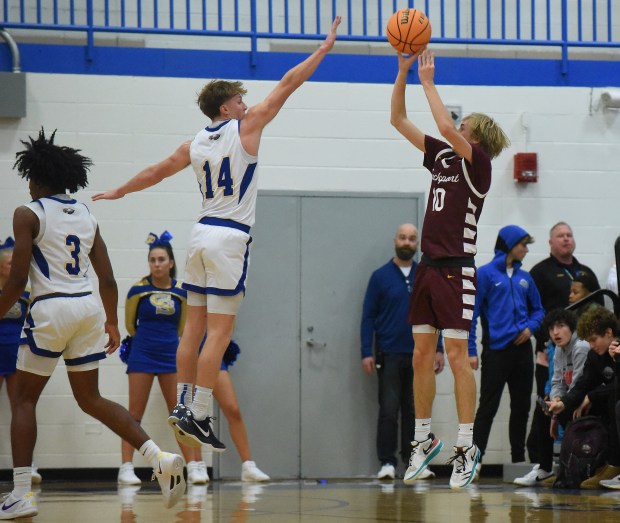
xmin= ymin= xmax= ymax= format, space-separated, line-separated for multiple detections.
xmin=305 ymin=338 xmax=326 ymax=349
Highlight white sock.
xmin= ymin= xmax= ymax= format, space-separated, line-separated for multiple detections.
xmin=456 ymin=423 xmax=474 ymax=448
xmin=190 ymin=386 xmax=213 ymax=421
xmin=177 ymin=382 xmax=193 ymax=405
xmin=414 ymin=418 xmax=431 ymax=442
xmin=13 ymin=466 xmax=32 ymax=497
xmin=139 ymin=440 xmax=162 ymax=468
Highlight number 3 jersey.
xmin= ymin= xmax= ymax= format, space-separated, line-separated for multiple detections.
xmin=421 ymin=135 xmax=492 ymax=260
xmin=25 ymin=195 xmax=97 ymax=299
xmin=190 ymin=119 xmax=259 ymax=227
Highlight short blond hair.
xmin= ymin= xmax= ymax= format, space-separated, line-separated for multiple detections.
xmin=197 ymin=80 xmax=248 ymax=119
xmin=463 ymin=113 xmax=510 ymax=159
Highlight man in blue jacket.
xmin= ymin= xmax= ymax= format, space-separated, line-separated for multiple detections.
xmin=469 ymin=225 xmax=544 ymax=473
xmin=361 ymin=223 xmax=444 ymax=480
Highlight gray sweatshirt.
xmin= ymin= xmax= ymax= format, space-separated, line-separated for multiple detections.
xmin=550 ymin=332 xmax=590 ymax=401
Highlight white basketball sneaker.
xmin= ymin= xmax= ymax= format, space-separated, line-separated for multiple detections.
xmin=403 ymin=434 xmax=443 ymax=484
xmin=448 ymin=445 xmax=481 ymax=489
xmin=187 ymin=460 xmax=209 ymax=484
xmin=513 ymin=464 xmax=554 ymax=487
xmin=0 ymin=492 xmax=38 ymax=520
xmin=118 ymin=462 xmax=141 ymax=485
xmin=241 ymin=461 xmax=270 ymax=482
xmin=377 ymin=463 xmax=396 ymax=480
xmin=152 ymin=452 xmax=186 ymax=508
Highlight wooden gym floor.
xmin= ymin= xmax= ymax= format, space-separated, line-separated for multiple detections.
xmin=3 ymin=476 xmax=620 ymax=522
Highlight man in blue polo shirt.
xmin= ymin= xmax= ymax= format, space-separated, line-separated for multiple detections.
xmin=361 ymin=223 xmax=444 ymax=480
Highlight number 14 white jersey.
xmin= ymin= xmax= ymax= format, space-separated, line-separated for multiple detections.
xmin=190 ymin=119 xmax=259 ymax=228
xmin=25 ymin=195 xmax=96 ymax=299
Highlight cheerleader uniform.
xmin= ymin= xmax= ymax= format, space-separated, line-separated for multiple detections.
xmin=0 ymin=290 xmax=29 ymax=375
xmin=125 ymin=277 xmax=187 ymax=373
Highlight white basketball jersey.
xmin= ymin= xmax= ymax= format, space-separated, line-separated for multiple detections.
xmin=26 ymin=195 xmax=97 ymax=299
xmin=190 ymin=119 xmax=259 ymax=227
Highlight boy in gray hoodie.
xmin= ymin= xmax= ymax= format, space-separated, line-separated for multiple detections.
xmin=514 ymin=308 xmax=588 ymax=486
xmin=546 ymin=309 xmax=589 ymax=435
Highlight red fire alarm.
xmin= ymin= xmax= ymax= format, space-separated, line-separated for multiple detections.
xmin=514 ymin=153 xmax=538 ymax=183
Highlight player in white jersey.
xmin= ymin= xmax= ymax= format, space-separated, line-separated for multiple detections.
xmin=92 ymin=16 xmax=341 ymax=450
xmin=25 ymin=197 xmax=95 ymax=296
xmin=0 ymin=130 xmax=185 ymax=520
xmin=190 ymin=119 xmax=259 ymax=227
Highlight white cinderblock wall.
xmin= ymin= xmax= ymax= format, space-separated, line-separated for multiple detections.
xmin=0 ymin=73 xmax=619 ymax=469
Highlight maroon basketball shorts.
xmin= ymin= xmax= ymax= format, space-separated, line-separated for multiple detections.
xmin=408 ymin=263 xmax=476 ymax=332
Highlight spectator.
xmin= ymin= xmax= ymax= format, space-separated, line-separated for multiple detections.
xmin=361 ymin=223 xmax=444 ymax=480
xmin=569 ymin=272 xmax=600 ymax=317
xmin=547 ymin=309 xmax=589 ymax=435
xmin=469 ymin=225 xmax=544 ymax=473
xmin=530 ymin=222 xmax=600 ymax=315
xmin=545 ymin=305 xmax=620 ymax=488
xmin=515 ymin=309 xmax=589 ymax=486
xmin=526 ymin=222 xmax=600 ymax=473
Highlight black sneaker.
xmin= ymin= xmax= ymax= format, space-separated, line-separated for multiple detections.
xmin=167 ymin=403 xmax=191 ymax=428
xmin=173 ymin=412 xmax=226 ymax=453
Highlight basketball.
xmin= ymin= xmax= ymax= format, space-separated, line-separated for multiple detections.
xmin=386 ymin=8 xmax=431 ymax=55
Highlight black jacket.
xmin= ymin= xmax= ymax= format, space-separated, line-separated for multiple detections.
xmin=530 ymin=255 xmax=600 ymax=352
xmin=529 ymin=255 xmax=600 ymax=313
xmin=562 ymin=350 xmax=615 ymax=413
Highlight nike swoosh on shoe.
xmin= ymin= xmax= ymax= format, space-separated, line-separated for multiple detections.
xmin=2 ymin=499 xmax=20 ymax=511
xmin=193 ymin=419 xmax=213 ymax=439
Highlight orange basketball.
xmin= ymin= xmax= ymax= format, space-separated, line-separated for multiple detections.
xmin=386 ymin=8 xmax=431 ymax=55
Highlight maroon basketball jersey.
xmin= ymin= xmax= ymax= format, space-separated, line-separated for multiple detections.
xmin=420 ymin=135 xmax=492 ymax=259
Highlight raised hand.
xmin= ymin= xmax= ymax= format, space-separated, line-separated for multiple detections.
xmin=321 ymin=16 xmax=342 ymax=53
xmin=396 ymin=51 xmax=418 ymax=74
xmin=417 ymin=49 xmax=435 ymax=85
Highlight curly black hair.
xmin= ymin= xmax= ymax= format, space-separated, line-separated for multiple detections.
xmin=543 ymin=308 xmax=578 ymax=334
xmin=13 ymin=128 xmax=92 ymax=194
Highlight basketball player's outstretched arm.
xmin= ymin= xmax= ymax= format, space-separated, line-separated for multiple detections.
xmin=0 ymin=206 xmax=36 ymax=319
xmin=92 ymin=142 xmax=191 ymax=201
xmin=241 ymin=17 xmax=341 ymax=154
xmin=390 ymin=52 xmax=425 ymax=152
xmin=417 ymin=50 xmax=473 ymax=163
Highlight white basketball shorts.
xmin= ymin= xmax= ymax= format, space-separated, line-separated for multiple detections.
xmin=18 ymin=293 xmax=106 ymax=376
xmin=182 ymin=221 xmax=252 ymax=302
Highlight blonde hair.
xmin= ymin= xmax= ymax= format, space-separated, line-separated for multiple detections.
xmin=197 ymin=80 xmax=248 ymax=119
xmin=463 ymin=113 xmax=510 ymax=159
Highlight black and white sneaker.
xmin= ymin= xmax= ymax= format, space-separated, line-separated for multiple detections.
xmin=448 ymin=444 xmax=480 ymax=489
xmin=167 ymin=403 xmax=191 ymax=428
xmin=513 ymin=464 xmax=554 ymax=487
xmin=173 ymin=412 xmax=226 ymax=452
